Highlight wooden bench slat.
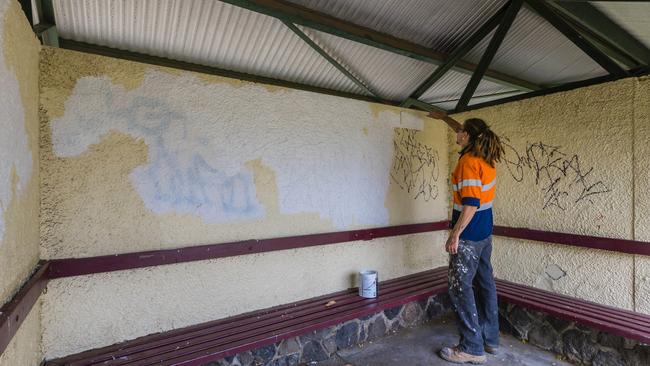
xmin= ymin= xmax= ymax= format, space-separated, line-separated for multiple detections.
xmin=73 ymin=269 xmax=446 ymax=366
xmin=118 ymin=280 xmax=448 ymax=366
xmin=496 ymin=278 xmax=650 ymax=318
xmin=496 ymin=280 xmax=650 ymax=325
xmin=498 ymin=290 xmax=650 ymax=344
xmin=496 ymin=279 xmax=650 ymax=319
xmin=48 ymin=266 xmax=650 ymax=366
xmin=54 ymin=268 xmax=446 ymax=366
xmin=497 ymin=286 xmax=650 ymax=331
xmin=496 ymin=285 xmax=650 ymax=334
xmin=156 ymin=284 xmax=449 ymax=366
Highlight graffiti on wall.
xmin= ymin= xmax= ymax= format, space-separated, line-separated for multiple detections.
xmin=390 ymin=129 xmax=440 ymax=202
xmin=50 ymin=71 xmax=426 ymax=227
xmin=502 ymin=139 xmax=611 ymax=211
xmin=51 ymin=77 xmax=266 ymax=223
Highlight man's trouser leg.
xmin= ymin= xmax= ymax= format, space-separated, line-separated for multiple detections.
xmin=448 ymin=239 xmax=484 ymax=356
xmin=474 ymin=236 xmax=499 ymax=348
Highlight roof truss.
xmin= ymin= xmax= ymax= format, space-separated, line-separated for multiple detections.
xmin=220 ymin=0 xmax=541 ymax=93
xmin=16 ymin=0 xmax=650 ymax=113
xmin=456 ymin=0 xmax=523 ymax=111
xmin=403 ymin=2 xmax=512 ymax=105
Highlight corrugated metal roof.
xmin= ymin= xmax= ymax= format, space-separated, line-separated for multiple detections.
xmin=430 ymin=88 xmax=526 ymax=111
xmin=53 ymin=0 xmax=366 ymax=95
xmin=299 ymin=26 xmax=437 ymax=101
xmin=49 ymin=0 xmax=641 ymax=111
xmin=592 ymin=1 xmax=650 ymax=50
xmin=419 ymin=69 xmax=517 ymax=105
xmin=463 ymin=5 xmax=606 ymax=86
xmin=285 ymin=0 xmax=508 ymax=53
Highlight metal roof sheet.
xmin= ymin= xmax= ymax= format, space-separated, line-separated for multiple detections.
xmin=419 ymin=69 xmax=517 ymax=105
xmin=463 ymin=5 xmax=606 ymax=86
xmin=49 ymin=0 xmax=641 ymax=110
xmin=299 ymin=26 xmax=438 ymax=101
xmin=593 ymin=1 xmax=650 ymax=50
xmin=53 ymin=0 xmax=366 ymax=95
xmin=285 ymin=0 xmax=508 ymax=53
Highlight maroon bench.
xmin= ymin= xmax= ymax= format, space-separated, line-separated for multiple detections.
xmin=45 ymin=266 xmax=650 ymax=365
xmin=45 ymin=268 xmax=449 ymax=366
xmin=496 ymin=279 xmax=650 ymax=344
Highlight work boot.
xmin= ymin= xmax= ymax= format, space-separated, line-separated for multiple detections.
xmin=484 ymin=344 xmax=499 ymax=354
xmin=439 ymin=346 xmax=487 ymax=364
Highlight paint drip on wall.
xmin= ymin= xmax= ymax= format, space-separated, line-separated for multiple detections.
xmin=50 ymin=70 xmax=416 ymax=227
xmin=0 ymin=0 xmax=33 ymax=243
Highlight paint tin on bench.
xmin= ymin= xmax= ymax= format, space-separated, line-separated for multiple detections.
xmin=359 ymin=270 xmax=378 ymax=298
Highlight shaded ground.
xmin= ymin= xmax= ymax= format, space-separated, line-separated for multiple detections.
xmin=316 ymin=318 xmax=571 ymax=366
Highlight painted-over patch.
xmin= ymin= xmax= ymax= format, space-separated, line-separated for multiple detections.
xmin=50 ymin=70 xmax=416 ymax=227
xmin=0 ymin=0 xmax=32 ymax=243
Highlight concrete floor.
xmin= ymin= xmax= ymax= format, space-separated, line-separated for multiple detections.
xmin=316 ymin=318 xmax=571 ymax=366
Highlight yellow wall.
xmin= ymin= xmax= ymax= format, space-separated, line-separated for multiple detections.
xmin=634 ymin=77 xmax=650 ymax=312
xmin=32 ymin=25 xmax=650 ymax=361
xmin=0 ymin=0 xmax=42 ymax=365
xmin=40 ymin=47 xmax=449 ymax=258
xmin=39 ymin=47 xmax=451 ymax=358
xmin=0 ymin=303 xmax=41 ymax=366
xmin=452 ymin=76 xmax=650 ymax=313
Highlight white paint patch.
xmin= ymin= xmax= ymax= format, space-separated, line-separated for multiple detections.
xmin=0 ymin=0 xmax=33 ymax=242
xmin=544 ymin=263 xmax=566 ymax=281
xmin=50 ymin=71 xmax=415 ymax=227
xmin=399 ymin=111 xmax=425 ymax=130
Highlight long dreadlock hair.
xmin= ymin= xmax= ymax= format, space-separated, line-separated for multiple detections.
xmin=460 ymin=118 xmax=504 ymax=168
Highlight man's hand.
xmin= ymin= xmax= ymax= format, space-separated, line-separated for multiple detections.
xmin=428 ymin=110 xmax=447 ymax=120
xmin=446 ymin=233 xmax=459 ymax=254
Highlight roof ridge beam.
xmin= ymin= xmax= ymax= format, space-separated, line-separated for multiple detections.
xmin=456 ymin=0 xmax=523 ymax=111
xmin=219 ymin=0 xmax=541 ymax=92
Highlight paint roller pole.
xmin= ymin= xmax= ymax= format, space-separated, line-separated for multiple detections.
xmin=428 ymin=110 xmax=463 ymax=132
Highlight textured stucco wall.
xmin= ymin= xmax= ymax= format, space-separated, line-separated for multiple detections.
xmin=634 ymin=76 xmax=650 ymax=313
xmin=0 ymin=0 xmax=42 ymax=365
xmin=39 ymin=48 xmax=450 ymax=358
xmin=0 ymin=0 xmax=41 ymax=303
xmin=40 ymin=47 xmax=449 ymax=258
xmin=0 ymin=303 xmax=41 ymax=366
xmin=43 ymin=232 xmax=447 ymax=358
xmin=451 ymin=77 xmax=648 ymax=312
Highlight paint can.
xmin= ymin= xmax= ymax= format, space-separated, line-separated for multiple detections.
xmin=359 ymin=270 xmax=378 ymax=298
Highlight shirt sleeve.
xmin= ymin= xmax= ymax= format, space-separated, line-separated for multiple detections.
xmin=456 ymin=158 xmax=481 ymax=207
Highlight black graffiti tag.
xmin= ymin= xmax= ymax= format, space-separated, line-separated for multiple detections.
xmin=390 ymin=129 xmax=440 ymax=202
xmin=502 ymin=139 xmax=611 ymax=211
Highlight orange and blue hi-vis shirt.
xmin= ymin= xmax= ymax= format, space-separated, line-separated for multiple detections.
xmin=451 ymin=152 xmax=496 ymax=241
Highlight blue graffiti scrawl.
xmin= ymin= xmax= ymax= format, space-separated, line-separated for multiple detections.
xmin=51 ymin=71 xmax=422 ymax=228
xmin=51 ymin=77 xmax=263 ymax=223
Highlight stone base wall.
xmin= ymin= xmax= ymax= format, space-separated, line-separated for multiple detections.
xmin=499 ymin=303 xmax=650 ymax=366
xmin=205 ymin=293 xmax=452 ymax=366
xmin=193 ymin=293 xmax=650 ymax=366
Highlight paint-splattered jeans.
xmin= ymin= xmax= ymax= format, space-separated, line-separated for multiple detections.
xmin=448 ymin=236 xmax=499 ymax=356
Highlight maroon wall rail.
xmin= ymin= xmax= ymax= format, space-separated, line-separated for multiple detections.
xmin=47 ymin=222 xmax=650 ymax=279
xmin=3 ymin=221 xmax=650 ymax=358
xmin=493 ymin=226 xmax=650 ymax=256
xmin=47 ymin=221 xmax=450 ymax=278
xmin=0 ymin=262 xmax=49 ymax=355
